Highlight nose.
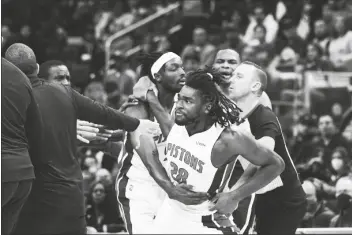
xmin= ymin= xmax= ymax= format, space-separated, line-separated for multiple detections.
xmin=221 ymin=62 xmax=229 ymax=69
xmin=176 ymin=100 xmax=184 ymax=109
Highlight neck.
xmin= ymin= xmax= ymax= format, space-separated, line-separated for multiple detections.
xmin=156 ymin=84 xmax=176 ymax=111
xmin=185 ymin=117 xmax=214 ymax=137
xmin=234 ymin=94 xmax=260 ymax=118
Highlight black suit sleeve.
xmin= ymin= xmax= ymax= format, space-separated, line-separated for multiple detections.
xmin=69 ymin=87 xmax=140 ymax=131
xmin=25 ymin=88 xmax=43 ymax=162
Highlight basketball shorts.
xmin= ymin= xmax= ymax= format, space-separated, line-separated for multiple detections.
xmin=116 ymin=175 xmax=166 ymax=234
xmin=151 ymin=198 xmax=237 ymax=234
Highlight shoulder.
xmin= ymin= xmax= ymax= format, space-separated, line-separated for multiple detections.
xmin=250 ymin=104 xmax=278 ymax=124
xmin=2 ymin=58 xmax=31 ymax=86
xmin=124 ymin=100 xmax=150 ymax=119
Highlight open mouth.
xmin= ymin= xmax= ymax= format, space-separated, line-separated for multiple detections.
xmin=220 ymin=72 xmax=232 ymax=80
xmin=179 ymin=80 xmax=186 ymax=86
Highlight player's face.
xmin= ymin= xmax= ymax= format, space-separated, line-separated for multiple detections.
xmin=229 ymin=64 xmax=257 ymax=100
xmin=213 ymin=50 xmax=240 ymax=84
xmin=48 ymin=65 xmax=71 ymax=85
xmin=158 ymin=57 xmax=186 ymax=93
xmin=175 ymin=86 xmax=207 ymax=126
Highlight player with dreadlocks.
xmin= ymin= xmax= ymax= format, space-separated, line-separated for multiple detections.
xmin=142 ymin=68 xmax=285 ymax=234
xmin=115 ymin=52 xmax=209 ymax=234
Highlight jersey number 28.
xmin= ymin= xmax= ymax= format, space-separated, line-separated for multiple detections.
xmin=170 ymin=161 xmax=189 ymax=184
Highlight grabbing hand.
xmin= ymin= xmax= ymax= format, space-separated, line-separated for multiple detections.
xmin=209 ymin=192 xmax=239 ymax=215
xmin=169 ymin=183 xmax=209 ymax=205
xmin=133 ymin=76 xmax=158 ymax=101
xmin=77 ymin=120 xmax=113 ymax=144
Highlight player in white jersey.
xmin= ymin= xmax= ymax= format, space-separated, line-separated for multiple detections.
xmin=116 ymin=52 xmax=208 ymax=234
xmin=143 ymin=68 xmax=285 ymax=234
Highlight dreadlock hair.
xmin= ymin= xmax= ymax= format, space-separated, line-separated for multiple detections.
xmin=136 ymin=52 xmax=164 ymax=83
xmin=185 ymin=67 xmax=242 ymax=127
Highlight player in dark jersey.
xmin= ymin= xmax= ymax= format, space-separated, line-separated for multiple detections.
xmin=228 ymin=61 xmax=307 ymax=235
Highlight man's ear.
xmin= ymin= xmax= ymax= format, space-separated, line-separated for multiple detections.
xmin=251 ymin=81 xmax=261 ymax=93
xmin=204 ymin=102 xmax=213 ymax=114
xmin=154 ymin=73 xmax=162 ymax=82
xmin=36 ymin=63 xmax=40 ymax=75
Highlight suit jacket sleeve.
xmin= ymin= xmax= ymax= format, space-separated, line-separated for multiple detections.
xmin=69 ymin=87 xmax=140 ymax=131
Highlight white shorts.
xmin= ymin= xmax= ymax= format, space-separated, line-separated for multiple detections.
xmin=151 ymin=198 xmax=225 ymax=234
xmin=116 ymin=176 xmax=166 ymax=234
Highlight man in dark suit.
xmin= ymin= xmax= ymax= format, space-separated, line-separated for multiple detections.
xmin=1 ymin=57 xmax=43 ymax=235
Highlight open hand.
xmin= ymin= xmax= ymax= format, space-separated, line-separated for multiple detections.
xmin=169 ymin=183 xmax=209 ymax=205
xmin=209 ymin=192 xmax=239 ymax=215
xmin=77 ymin=120 xmax=113 ymax=143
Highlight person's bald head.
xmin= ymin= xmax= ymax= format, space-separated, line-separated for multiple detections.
xmin=213 ymin=49 xmax=240 ymax=84
xmin=5 ymin=43 xmax=38 ymax=76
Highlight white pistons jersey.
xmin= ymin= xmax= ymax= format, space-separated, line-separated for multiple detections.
xmin=163 ymin=123 xmax=226 ymax=217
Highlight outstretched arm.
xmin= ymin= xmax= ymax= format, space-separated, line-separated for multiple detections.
xmin=211 ymin=128 xmax=284 ymax=214
xmin=225 ymin=129 xmax=284 ymax=201
xmin=230 ymin=136 xmax=276 ymax=192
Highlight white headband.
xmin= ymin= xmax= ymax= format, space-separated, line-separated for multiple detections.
xmin=151 ymin=52 xmax=180 ymax=79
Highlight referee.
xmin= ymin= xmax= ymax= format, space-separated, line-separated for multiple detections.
xmin=4 ymin=43 xmax=155 ymax=235
xmin=229 ymin=62 xmax=307 ymax=235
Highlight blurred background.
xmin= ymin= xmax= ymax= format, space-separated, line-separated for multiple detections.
xmin=2 ymin=0 xmax=352 ymax=233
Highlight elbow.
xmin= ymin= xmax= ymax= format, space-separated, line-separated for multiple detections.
xmin=274 ymin=153 xmax=285 ymax=175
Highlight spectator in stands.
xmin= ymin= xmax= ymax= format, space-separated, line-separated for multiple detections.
xmin=292 ymin=113 xmax=319 ymax=164
xmin=38 ymin=60 xmax=71 ymax=85
xmin=340 ymin=107 xmax=352 ymax=152
xmin=330 ymin=147 xmax=351 ymax=184
xmin=86 ymin=181 xmax=125 ymax=233
xmin=95 ymin=168 xmax=113 ymax=187
xmin=331 ymin=102 xmax=344 ymax=126
xmin=312 ymin=19 xmax=331 ymax=55
xmin=327 ymin=15 xmax=352 ymax=71
xmin=183 ymin=53 xmax=200 ymax=73
xmin=218 ymin=21 xmax=245 ymax=52
xmin=156 ymin=36 xmax=171 ymax=53
xmin=301 ymin=180 xmax=336 ymax=228
xmin=330 ymin=176 xmax=352 ymax=227
xmin=181 ymin=27 xmax=216 ymax=68
xmin=296 ymin=42 xmax=334 ymax=72
xmin=296 ymin=0 xmax=314 ymax=41
xmin=84 ymin=82 xmax=108 ymax=105
xmin=243 ymin=3 xmax=279 ymax=44
xmin=106 ymin=52 xmax=137 ymax=96
xmin=315 ymin=114 xmax=350 ymax=167
xmin=246 ymin=24 xmax=267 ymax=47
xmin=276 ymin=17 xmax=306 ymax=58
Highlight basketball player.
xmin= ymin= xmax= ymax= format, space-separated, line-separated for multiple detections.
xmin=213 ymin=49 xmax=272 ymax=109
xmin=146 ymin=68 xmax=285 ymax=234
xmin=227 ymin=61 xmax=307 ymax=235
xmin=116 ymin=52 xmax=208 ymax=234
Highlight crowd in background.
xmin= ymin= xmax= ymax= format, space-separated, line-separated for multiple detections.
xmin=2 ymin=0 xmax=352 ymax=233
